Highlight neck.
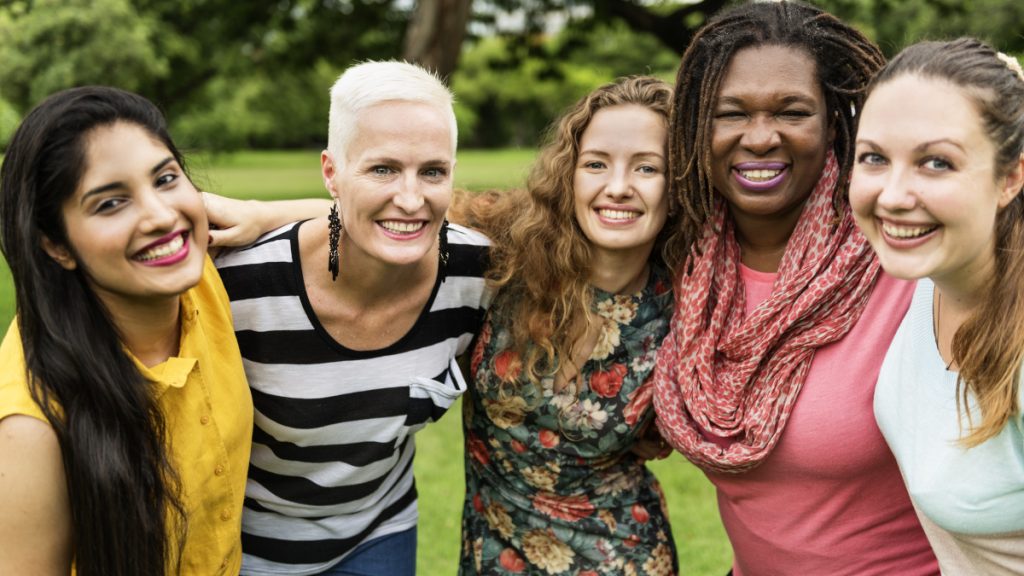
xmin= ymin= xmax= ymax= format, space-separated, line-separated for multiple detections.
xmin=99 ymin=293 xmax=182 ymax=368
xmin=330 ymin=231 xmax=438 ymax=306
xmin=589 ymin=248 xmax=651 ymax=295
xmin=932 ymin=255 xmax=995 ymax=368
xmin=733 ymin=205 xmax=804 ymax=273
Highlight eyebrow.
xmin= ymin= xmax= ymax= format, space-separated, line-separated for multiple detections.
xmin=579 ymin=150 xmax=665 ymax=160
xmin=716 ymin=94 xmax=818 ymax=107
xmin=856 ymin=138 xmax=967 ymax=154
xmin=80 ymin=157 xmax=175 ymax=205
xmin=364 ymin=156 xmax=452 ymax=167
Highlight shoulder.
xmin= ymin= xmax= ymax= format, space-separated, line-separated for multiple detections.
xmin=447 ymin=222 xmax=490 ymax=247
xmin=0 ymin=322 xmax=47 ymax=423
xmin=0 ymin=414 xmax=72 ymax=574
xmin=214 ymin=221 xmax=300 ymax=270
xmin=445 ymin=222 xmax=492 ymax=283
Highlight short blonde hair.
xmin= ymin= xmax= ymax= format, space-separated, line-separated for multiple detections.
xmin=326 ymin=60 xmax=457 ymax=168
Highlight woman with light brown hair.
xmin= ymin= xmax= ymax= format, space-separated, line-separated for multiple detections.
xmin=851 ymin=38 xmax=1024 ymax=574
xmin=457 ymin=76 xmax=679 ymax=575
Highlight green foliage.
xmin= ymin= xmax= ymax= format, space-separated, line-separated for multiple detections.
xmin=452 ymin=18 xmax=678 ymax=148
xmin=0 ymin=98 xmax=19 ymax=150
xmin=0 ymin=0 xmax=168 ymax=110
xmin=172 ymin=63 xmax=341 ymax=151
xmin=817 ymin=0 xmax=1024 ymax=55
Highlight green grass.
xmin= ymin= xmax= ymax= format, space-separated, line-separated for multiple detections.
xmin=0 ymin=149 xmax=732 ymax=575
xmin=189 ymin=147 xmax=538 ymax=200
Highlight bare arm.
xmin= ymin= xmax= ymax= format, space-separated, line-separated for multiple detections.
xmin=0 ymin=415 xmax=72 ymax=575
xmin=204 ymin=192 xmax=332 ymax=249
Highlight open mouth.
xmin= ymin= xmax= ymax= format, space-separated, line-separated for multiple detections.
xmin=738 ymin=168 xmax=783 ymax=182
xmin=733 ymin=163 xmax=788 ymax=189
xmin=597 ymin=208 xmax=641 ymax=222
xmin=134 ymin=231 xmax=188 ymax=263
xmin=379 ymin=220 xmax=426 ymax=235
xmin=881 ymin=222 xmax=938 ymax=240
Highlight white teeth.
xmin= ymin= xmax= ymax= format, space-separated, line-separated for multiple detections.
xmin=882 ymin=222 xmax=937 ymax=239
xmin=598 ymin=209 xmax=639 ymax=220
xmin=739 ymin=169 xmax=783 ymax=182
xmin=136 ymin=234 xmax=185 ymax=261
xmin=380 ymin=220 xmax=425 ymax=233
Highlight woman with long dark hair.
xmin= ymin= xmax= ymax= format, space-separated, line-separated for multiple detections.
xmin=0 ymin=86 xmax=253 ymax=575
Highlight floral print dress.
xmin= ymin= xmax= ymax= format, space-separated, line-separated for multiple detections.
xmin=460 ymin=266 xmax=677 ymax=576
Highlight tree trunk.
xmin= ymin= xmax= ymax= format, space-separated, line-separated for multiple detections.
xmin=402 ymin=0 xmax=472 ymax=82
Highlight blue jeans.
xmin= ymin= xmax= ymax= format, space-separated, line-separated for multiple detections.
xmin=316 ymin=527 xmax=417 ymax=576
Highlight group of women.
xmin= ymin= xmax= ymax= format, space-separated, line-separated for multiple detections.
xmin=0 ymin=1 xmax=1022 ymax=575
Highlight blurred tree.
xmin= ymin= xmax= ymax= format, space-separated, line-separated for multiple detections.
xmin=404 ymin=0 xmax=473 ymax=80
xmin=2 ymin=0 xmax=1022 ymax=151
xmin=818 ymin=0 xmax=1024 ymax=55
xmin=0 ymin=0 xmax=168 ymax=109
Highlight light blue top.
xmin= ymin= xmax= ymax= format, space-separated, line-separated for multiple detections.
xmin=875 ymin=278 xmax=1024 ymax=536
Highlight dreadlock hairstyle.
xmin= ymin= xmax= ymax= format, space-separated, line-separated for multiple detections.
xmin=0 ymin=86 xmax=187 ymax=575
xmin=866 ymin=38 xmax=1024 ymax=446
xmin=457 ymin=76 xmax=675 ymax=386
xmin=667 ymin=0 xmax=885 ymax=259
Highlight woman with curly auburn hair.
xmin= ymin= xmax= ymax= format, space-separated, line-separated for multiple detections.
xmin=455 ymin=76 xmax=679 ymax=575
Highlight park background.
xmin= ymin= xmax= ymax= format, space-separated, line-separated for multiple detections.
xmin=0 ymin=0 xmax=1022 ymax=574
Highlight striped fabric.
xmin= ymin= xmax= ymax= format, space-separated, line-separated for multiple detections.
xmin=215 ymin=221 xmax=490 ymax=575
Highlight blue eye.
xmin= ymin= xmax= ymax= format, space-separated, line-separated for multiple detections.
xmin=422 ymin=167 xmax=448 ymax=179
xmin=583 ymin=161 xmax=605 ymax=170
xmin=372 ymin=166 xmax=394 ymax=176
xmin=923 ymin=157 xmax=953 ymax=171
xmin=856 ymin=152 xmax=887 ymax=166
xmin=638 ymin=165 xmax=659 ymax=175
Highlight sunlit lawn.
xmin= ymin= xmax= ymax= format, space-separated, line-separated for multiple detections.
xmin=0 ymin=149 xmax=731 ymax=575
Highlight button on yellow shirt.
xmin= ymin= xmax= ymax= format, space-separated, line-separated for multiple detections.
xmin=0 ymin=257 xmax=253 ymax=575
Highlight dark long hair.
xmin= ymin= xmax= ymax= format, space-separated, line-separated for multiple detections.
xmin=868 ymin=38 xmax=1024 ymax=446
xmin=0 ymin=86 xmax=187 ymax=575
xmin=667 ymin=0 xmax=886 ymax=258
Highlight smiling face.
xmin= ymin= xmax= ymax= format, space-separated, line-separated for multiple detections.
xmin=322 ymin=100 xmax=453 ymax=270
xmin=573 ymin=104 xmax=668 ymax=263
xmin=850 ymin=74 xmax=1024 ymax=290
xmin=711 ymin=44 xmax=832 ymax=235
xmin=48 ymin=122 xmax=207 ymax=311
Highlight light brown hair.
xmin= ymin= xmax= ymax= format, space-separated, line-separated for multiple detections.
xmin=869 ymin=38 xmax=1024 ymax=445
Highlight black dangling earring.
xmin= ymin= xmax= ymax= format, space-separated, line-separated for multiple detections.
xmin=328 ymin=202 xmax=342 ymax=281
xmin=438 ymin=218 xmax=450 ymax=283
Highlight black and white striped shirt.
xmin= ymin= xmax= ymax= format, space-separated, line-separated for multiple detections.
xmin=215 ymin=221 xmax=490 ymax=575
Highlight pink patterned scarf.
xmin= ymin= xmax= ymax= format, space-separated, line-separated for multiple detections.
xmin=653 ymin=152 xmax=880 ymax=474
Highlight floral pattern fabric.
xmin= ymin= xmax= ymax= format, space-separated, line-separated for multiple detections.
xmin=460 ymin=266 xmax=677 ymax=576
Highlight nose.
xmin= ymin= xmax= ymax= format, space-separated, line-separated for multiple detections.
xmin=740 ymin=116 xmax=781 ymax=155
xmin=393 ymin=173 xmax=425 ymax=213
xmin=876 ymin=166 xmax=919 ymax=212
xmin=603 ymin=166 xmax=634 ymax=201
xmin=138 ymin=189 xmax=178 ymax=233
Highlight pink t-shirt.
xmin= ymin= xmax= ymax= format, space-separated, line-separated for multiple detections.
xmin=707 ymin=266 xmax=938 ymax=576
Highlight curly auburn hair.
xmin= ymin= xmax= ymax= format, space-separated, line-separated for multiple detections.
xmin=666 ymin=0 xmax=885 ymax=260
xmin=457 ymin=76 xmax=675 ymax=384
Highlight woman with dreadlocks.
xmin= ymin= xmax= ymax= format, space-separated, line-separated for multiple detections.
xmin=652 ymin=2 xmax=939 ymax=574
